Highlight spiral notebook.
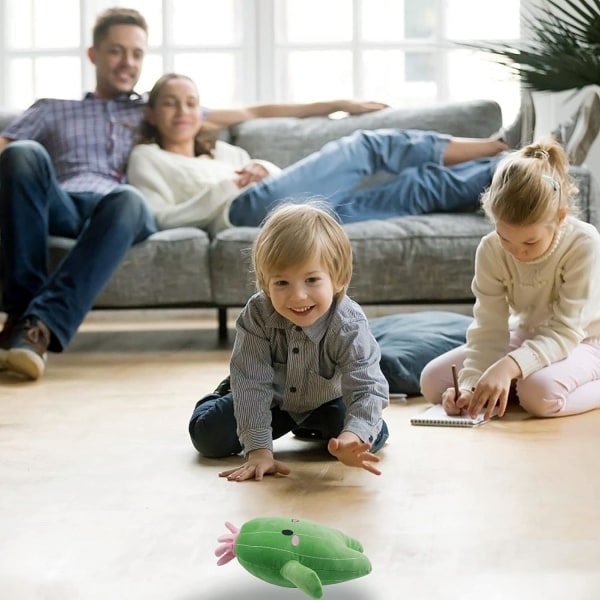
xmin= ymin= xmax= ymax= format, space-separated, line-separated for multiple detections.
xmin=410 ymin=404 xmax=496 ymax=428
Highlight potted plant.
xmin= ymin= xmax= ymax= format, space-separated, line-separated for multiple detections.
xmin=469 ymin=0 xmax=600 ymax=92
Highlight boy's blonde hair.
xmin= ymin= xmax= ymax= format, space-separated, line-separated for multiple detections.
xmin=481 ymin=136 xmax=579 ymax=225
xmin=252 ymin=201 xmax=353 ymax=297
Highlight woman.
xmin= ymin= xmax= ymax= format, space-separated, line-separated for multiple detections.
xmin=127 ymin=73 xmax=511 ymax=236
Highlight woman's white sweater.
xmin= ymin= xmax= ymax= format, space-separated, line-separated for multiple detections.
xmin=127 ymin=141 xmax=281 ymax=236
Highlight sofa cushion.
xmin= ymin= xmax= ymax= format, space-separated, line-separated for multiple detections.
xmin=230 ymin=99 xmax=502 ymax=168
xmin=210 ymin=213 xmax=493 ymax=308
xmin=210 ymin=227 xmax=258 ymax=305
xmin=369 ymin=311 xmax=473 ymax=396
xmin=345 ymin=213 xmax=492 ymax=304
xmin=48 ymin=228 xmax=213 ymax=307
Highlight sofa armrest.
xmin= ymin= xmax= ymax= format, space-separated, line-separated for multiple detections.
xmin=569 ymin=165 xmax=599 ymax=228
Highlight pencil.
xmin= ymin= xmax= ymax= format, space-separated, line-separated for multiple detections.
xmin=451 ymin=364 xmax=460 ymax=401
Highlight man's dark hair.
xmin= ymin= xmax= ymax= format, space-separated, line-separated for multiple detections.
xmin=92 ymin=7 xmax=148 ymax=47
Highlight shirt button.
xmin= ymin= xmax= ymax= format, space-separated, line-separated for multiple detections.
xmin=289 ymin=386 xmax=297 ymax=393
xmin=292 ymin=347 xmax=299 ymax=354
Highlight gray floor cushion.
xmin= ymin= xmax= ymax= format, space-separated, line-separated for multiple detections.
xmin=369 ymin=311 xmax=472 ymax=396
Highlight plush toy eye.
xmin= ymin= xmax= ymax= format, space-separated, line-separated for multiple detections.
xmin=281 ymin=529 xmax=300 ymax=546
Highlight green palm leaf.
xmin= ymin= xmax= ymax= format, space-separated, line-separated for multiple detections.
xmin=464 ymin=0 xmax=600 ymax=91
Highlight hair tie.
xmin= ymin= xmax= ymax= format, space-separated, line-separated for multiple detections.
xmin=541 ymin=174 xmax=559 ymax=190
xmin=532 ymin=149 xmax=550 ymax=160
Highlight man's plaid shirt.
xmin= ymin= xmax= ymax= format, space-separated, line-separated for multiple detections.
xmin=1 ymin=93 xmax=145 ymax=194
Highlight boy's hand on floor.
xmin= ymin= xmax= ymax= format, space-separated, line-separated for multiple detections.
xmin=328 ymin=433 xmax=381 ymax=476
xmin=218 ymin=448 xmax=291 ymax=482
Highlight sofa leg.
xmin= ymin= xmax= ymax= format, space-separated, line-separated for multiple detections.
xmin=218 ymin=307 xmax=228 ymax=341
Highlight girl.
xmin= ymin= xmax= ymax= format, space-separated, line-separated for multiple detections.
xmin=420 ymin=138 xmax=600 ymax=421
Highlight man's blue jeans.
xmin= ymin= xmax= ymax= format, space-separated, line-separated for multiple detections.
xmin=0 ymin=140 xmax=156 ymax=351
xmin=229 ymin=128 xmax=500 ymax=226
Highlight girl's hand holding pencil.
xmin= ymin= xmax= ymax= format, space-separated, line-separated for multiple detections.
xmin=441 ymin=363 xmax=472 ymax=416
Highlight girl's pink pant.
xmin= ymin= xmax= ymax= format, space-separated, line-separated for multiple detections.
xmin=420 ymin=331 xmax=600 ymax=417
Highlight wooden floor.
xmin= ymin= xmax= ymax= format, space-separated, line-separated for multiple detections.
xmin=1 ymin=310 xmax=600 ymax=600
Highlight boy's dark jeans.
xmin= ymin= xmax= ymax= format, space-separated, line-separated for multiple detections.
xmin=188 ymin=391 xmax=388 ymax=458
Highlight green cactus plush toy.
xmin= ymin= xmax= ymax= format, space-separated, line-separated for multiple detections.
xmin=215 ymin=516 xmax=372 ymax=599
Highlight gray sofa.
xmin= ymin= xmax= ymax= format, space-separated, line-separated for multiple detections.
xmin=0 ymin=100 xmax=596 ymax=339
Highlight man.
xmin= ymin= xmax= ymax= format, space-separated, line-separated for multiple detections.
xmin=0 ymin=7 xmax=387 ymax=381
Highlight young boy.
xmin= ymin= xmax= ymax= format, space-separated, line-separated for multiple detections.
xmin=188 ymin=202 xmax=389 ymax=480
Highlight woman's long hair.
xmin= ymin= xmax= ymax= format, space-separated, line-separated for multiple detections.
xmin=136 ymin=73 xmax=215 ymax=157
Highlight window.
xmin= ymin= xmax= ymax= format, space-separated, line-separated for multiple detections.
xmin=0 ymin=0 xmax=522 ymax=121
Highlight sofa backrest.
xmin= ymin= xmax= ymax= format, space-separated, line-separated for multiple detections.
xmin=230 ymin=99 xmax=502 ymax=168
xmin=0 ymin=109 xmax=19 ymax=132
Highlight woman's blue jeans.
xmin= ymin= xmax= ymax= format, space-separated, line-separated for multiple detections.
xmin=0 ymin=140 xmax=156 ymax=351
xmin=188 ymin=392 xmax=389 ymax=458
xmin=229 ymin=128 xmax=499 ymax=226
